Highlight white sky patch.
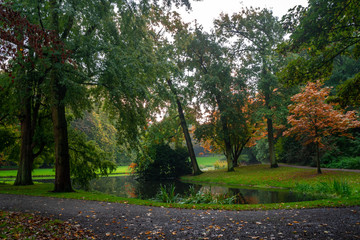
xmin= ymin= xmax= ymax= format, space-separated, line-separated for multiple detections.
xmin=178 ymin=0 xmax=308 ymax=31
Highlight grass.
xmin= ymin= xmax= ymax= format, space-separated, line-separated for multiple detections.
xmin=0 ymin=166 xmax=131 ymax=178
xmin=0 ymin=164 xmax=359 ymax=211
xmin=181 ymin=164 xmax=360 ymax=191
xmin=197 ymin=155 xmax=224 ymax=168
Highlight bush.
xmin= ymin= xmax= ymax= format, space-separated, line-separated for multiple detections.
xmin=324 ymin=156 xmax=360 ymax=169
xmin=213 ymin=160 xmax=227 ymax=169
xmin=135 ymin=144 xmax=192 ymax=180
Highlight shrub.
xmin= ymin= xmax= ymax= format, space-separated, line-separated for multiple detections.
xmin=323 ymin=156 xmax=360 ymax=170
xmin=213 ymin=160 xmax=227 ymax=169
xmin=135 ymin=144 xmax=192 ymax=180
xmin=155 ymin=184 xmax=180 ymax=203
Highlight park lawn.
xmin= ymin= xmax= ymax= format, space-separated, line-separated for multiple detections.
xmin=196 ymin=155 xmax=224 ymax=168
xmin=181 ymin=164 xmax=360 ymax=192
xmin=0 ymin=166 xmax=131 ymax=178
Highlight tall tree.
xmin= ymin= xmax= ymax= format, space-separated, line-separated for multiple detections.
xmin=186 ymin=28 xmax=252 ymax=171
xmin=215 ymin=8 xmax=286 ymax=168
xmin=7 ymin=0 xmax=180 ymax=191
xmin=280 ymin=0 xmax=360 ymax=107
xmin=284 ymin=81 xmax=360 ymax=174
xmin=166 ymin=78 xmax=202 ymax=175
xmin=0 ymin=2 xmax=61 ymax=185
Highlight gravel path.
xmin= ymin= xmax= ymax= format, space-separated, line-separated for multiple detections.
xmin=0 ymin=194 xmax=359 ymax=239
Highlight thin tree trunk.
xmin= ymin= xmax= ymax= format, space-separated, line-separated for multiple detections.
xmin=167 ymin=79 xmax=202 ymax=175
xmin=267 ymin=117 xmax=278 ymax=168
xmin=15 ymin=95 xmax=34 ymax=185
xmin=262 ymin=64 xmax=278 ymax=168
xmin=316 ymin=142 xmax=322 ymax=174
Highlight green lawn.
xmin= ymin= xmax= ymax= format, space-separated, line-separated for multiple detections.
xmin=0 ymin=166 xmax=131 ymax=178
xmin=196 ymin=155 xmax=224 ymax=168
xmin=182 ymin=164 xmax=360 ymax=192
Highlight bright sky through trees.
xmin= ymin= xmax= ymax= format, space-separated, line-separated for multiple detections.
xmin=178 ymin=0 xmax=308 ymax=30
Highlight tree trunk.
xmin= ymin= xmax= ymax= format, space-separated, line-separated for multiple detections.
xmin=167 ymin=79 xmax=202 ymax=175
xmin=262 ymin=64 xmax=278 ymax=168
xmin=216 ymin=96 xmax=234 ymax=172
xmin=51 ymin=72 xmax=73 ymax=192
xmin=176 ymin=98 xmax=202 ymax=175
xmin=220 ymin=113 xmax=234 ymax=172
xmin=267 ymin=117 xmax=278 ymax=168
xmin=316 ymin=142 xmax=322 ymax=174
xmin=15 ymin=95 xmax=34 ymax=185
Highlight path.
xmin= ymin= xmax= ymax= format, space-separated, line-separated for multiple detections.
xmin=0 ymin=194 xmax=359 ymax=239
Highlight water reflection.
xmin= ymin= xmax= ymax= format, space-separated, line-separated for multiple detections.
xmin=86 ymin=176 xmax=319 ymax=204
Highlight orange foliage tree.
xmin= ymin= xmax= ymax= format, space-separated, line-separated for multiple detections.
xmin=284 ymin=81 xmax=360 ymax=174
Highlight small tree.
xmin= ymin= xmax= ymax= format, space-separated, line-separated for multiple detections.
xmin=284 ymin=81 xmax=360 ymax=173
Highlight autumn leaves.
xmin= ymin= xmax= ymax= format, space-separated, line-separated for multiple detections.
xmin=284 ymin=81 xmax=360 ymax=173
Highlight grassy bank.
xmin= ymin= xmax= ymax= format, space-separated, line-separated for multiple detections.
xmin=0 ymin=166 xmax=131 ymax=179
xmin=182 ymin=164 xmax=360 ymax=190
xmin=0 ymin=164 xmax=359 ymax=210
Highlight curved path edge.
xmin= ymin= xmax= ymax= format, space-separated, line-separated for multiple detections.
xmin=0 ymin=193 xmax=359 ymax=239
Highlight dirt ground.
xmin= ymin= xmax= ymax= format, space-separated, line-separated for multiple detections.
xmin=0 ymin=194 xmax=359 ymax=239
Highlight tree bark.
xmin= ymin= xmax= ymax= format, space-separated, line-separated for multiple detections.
xmin=167 ymin=79 xmax=202 ymax=175
xmin=15 ymin=95 xmax=34 ymax=185
xmin=50 ymin=0 xmax=73 ymax=192
xmin=267 ymin=117 xmax=278 ymax=168
xmin=51 ymin=72 xmax=73 ymax=192
xmin=216 ymin=96 xmax=234 ymax=172
xmin=316 ymin=142 xmax=322 ymax=174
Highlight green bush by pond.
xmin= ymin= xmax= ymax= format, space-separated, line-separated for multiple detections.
xmin=134 ymin=144 xmax=192 ymax=180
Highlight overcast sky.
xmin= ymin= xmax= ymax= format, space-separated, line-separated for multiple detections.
xmin=178 ymin=0 xmax=308 ymax=31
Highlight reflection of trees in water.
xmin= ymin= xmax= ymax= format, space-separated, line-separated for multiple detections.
xmin=134 ymin=179 xmax=197 ymax=199
xmin=86 ymin=176 xmax=320 ymax=203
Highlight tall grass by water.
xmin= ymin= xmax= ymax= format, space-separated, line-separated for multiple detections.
xmin=294 ymin=179 xmax=353 ymax=197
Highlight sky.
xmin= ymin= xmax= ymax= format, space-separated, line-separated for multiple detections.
xmin=178 ymin=0 xmax=308 ymax=31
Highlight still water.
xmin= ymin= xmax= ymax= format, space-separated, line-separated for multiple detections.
xmin=85 ymin=176 xmax=319 ymax=204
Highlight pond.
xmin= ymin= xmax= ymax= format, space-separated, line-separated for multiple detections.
xmin=83 ymin=176 xmax=320 ymax=204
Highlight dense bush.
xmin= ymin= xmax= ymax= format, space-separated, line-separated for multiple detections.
xmin=323 ymin=156 xmax=360 ymax=169
xmin=275 ymin=136 xmax=315 ymax=166
xmin=135 ymin=144 xmax=192 ymax=180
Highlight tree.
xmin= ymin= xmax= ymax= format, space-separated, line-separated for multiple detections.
xmin=0 ymin=2 xmax=64 ymax=185
xmin=166 ymin=78 xmax=202 ymax=175
xmin=215 ymin=8 xmax=286 ymax=168
xmin=185 ymin=28 xmax=253 ymax=171
xmin=283 ymin=81 xmax=360 ymax=174
xmin=280 ymin=0 xmax=360 ymax=107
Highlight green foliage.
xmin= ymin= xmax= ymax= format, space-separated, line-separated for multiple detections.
xmin=68 ymin=128 xmax=116 ymax=190
xmin=154 ymin=185 xmax=237 ymax=205
xmin=135 ymin=143 xmax=192 ymax=180
xmin=71 ymin=110 xmax=131 ymax=165
xmin=275 ymin=137 xmax=315 ymax=166
xmin=0 ymin=125 xmax=19 ymax=166
xmin=280 ymin=0 xmax=360 ymax=106
xmin=324 ymin=157 xmax=360 ymax=170
xmin=253 ymin=139 xmax=269 ymax=163
xmin=155 ymin=184 xmax=180 ymax=203
xmin=294 ymin=179 xmax=353 ymax=197
xmin=321 ymin=132 xmax=360 ymax=169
